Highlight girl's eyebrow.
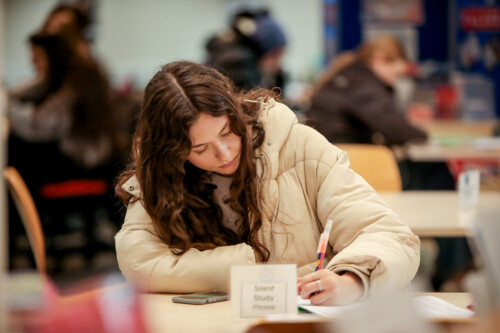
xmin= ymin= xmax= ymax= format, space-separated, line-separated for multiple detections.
xmin=192 ymin=121 xmax=229 ymax=148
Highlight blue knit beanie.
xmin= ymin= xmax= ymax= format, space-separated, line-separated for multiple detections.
xmin=252 ymin=15 xmax=287 ymax=55
xmin=235 ymin=13 xmax=287 ymax=56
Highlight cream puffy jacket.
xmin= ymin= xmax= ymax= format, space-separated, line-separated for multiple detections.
xmin=115 ymin=100 xmax=420 ymax=295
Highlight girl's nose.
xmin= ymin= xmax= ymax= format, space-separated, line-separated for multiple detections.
xmin=215 ymin=142 xmax=231 ymax=161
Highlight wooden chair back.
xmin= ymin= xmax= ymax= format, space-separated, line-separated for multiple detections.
xmin=337 ymin=144 xmax=402 ymax=192
xmin=4 ymin=167 xmax=46 ymax=273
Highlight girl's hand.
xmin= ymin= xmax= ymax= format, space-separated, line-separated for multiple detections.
xmin=297 ymin=269 xmax=364 ymax=306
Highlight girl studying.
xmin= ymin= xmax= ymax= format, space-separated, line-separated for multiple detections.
xmin=115 ymin=61 xmax=420 ymax=306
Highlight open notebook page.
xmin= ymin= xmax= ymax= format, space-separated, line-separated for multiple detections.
xmin=298 ymin=295 xmax=474 ymax=319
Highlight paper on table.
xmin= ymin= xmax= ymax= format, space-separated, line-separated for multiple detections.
xmin=297 ymin=296 xmax=310 ymax=306
xmin=298 ymin=296 xmax=362 ymax=317
xmin=298 ymin=296 xmax=474 ymax=320
xmin=413 ymin=296 xmax=474 ymax=319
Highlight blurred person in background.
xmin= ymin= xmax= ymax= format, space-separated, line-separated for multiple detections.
xmin=41 ymin=1 xmax=94 ymax=60
xmin=307 ymin=35 xmax=427 ymax=146
xmin=6 ymin=2 xmax=97 ymax=115
xmin=205 ymin=8 xmax=287 ymax=91
xmin=6 ymin=28 xmax=128 ymax=274
xmin=4 ymin=0 xmax=136 ymax=276
xmin=37 ymin=1 xmax=140 ymax=136
xmin=8 ymin=30 xmax=127 ymax=172
xmin=7 ymin=0 xmax=132 ymax=199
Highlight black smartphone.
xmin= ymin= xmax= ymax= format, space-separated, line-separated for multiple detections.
xmin=172 ymin=291 xmax=229 ymax=305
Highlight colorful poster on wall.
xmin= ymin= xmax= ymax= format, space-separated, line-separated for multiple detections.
xmin=457 ymin=0 xmax=500 ymax=118
xmin=324 ymin=0 xmax=339 ymax=64
xmin=361 ymin=0 xmax=424 ymax=25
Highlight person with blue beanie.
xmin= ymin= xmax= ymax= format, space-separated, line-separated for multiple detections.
xmin=206 ymin=8 xmax=287 ymax=91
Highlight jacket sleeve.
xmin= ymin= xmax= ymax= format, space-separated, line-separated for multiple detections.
xmin=115 ymin=200 xmax=256 ymax=293
xmin=295 ymin=124 xmax=420 ymax=296
xmin=347 ymin=83 xmax=427 ymax=145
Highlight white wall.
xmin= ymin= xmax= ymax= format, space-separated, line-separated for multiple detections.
xmin=3 ymin=0 xmax=323 ymax=89
xmin=3 ymin=0 xmax=59 ymax=86
xmin=95 ymin=0 xmax=229 ymax=87
xmin=265 ymin=0 xmax=324 ymax=82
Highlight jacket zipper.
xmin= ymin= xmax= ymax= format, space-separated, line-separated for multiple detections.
xmin=255 ymin=175 xmax=262 ymax=249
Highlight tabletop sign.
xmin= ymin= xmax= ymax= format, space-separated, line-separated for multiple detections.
xmin=458 ymin=169 xmax=480 ymax=210
xmin=231 ymin=264 xmax=297 ymax=318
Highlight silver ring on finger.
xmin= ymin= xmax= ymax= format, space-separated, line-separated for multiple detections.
xmin=315 ymin=279 xmax=323 ymax=292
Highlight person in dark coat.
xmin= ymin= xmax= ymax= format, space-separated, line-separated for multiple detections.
xmin=307 ymin=35 xmax=427 ymax=146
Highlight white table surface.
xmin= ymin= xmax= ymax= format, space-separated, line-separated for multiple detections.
xmin=139 ymin=292 xmax=473 ymax=333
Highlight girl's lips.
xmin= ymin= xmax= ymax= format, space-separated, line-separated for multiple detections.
xmin=220 ymin=155 xmax=238 ymax=168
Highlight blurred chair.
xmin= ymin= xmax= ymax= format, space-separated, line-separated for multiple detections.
xmin=4 ymin=167 xmax=46 ymax=273
xmin=37 ymin=177 xmax=116 ymax=273
xmin=337 ymin=144 xmax=402 ymax=191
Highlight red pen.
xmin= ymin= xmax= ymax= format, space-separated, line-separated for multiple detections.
xmin=315 ymin=219 xmax=333 ymax=271
xmin=466 ymin=302 xmax=476 ymax=311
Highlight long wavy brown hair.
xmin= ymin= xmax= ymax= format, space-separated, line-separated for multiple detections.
xmin=116 ymin=61 xmax=273 ymax=261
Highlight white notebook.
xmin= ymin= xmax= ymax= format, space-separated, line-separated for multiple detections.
xmin=298 ymin=295 xmax=474 ymax=319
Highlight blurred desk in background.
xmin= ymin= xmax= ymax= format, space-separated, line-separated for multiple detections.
xmin=414 ymin=119 xmax=498 ymax=138
xmin=406 ymin=119 xmax=499 ymax=161
xmin=405 ymin=119 xmax=499 ymax=161
xmin=404 ymin=138 xmax=500 ymax=162
xmin=403 ymin=120 xmax=500 ymax=190
xmin=379 ymin=191 xmax=500 ymax=237
xmin=402 ymin=140 xmax=500 ymax=190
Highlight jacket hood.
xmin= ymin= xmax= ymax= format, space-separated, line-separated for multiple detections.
xmin=258 ymin=98 xmax=298 ymax=155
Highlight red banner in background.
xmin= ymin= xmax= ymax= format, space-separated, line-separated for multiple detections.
xmin=460 ymin=7 xmax=500 ymax=31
